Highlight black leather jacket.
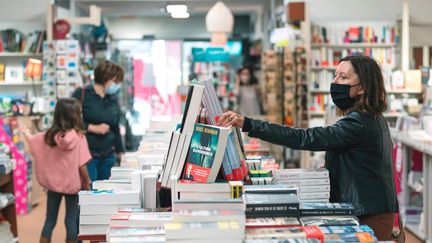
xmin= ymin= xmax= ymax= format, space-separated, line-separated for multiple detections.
xmin=244 ymin=111 xmax=399 ymax=216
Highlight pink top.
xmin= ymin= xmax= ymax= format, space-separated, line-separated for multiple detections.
xmin=27 ymin=130 xmax=91 ymax=194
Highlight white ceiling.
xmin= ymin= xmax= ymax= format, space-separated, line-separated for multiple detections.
xmin=1 ymin=0 xmax=432 ymax=25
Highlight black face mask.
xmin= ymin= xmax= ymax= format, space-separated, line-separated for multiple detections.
xmin=330 ymin=83 xmax=360 ymax=110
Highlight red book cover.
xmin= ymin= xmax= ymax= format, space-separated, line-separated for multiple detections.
xmin=303 ymin=226 xmax=324 ymax=243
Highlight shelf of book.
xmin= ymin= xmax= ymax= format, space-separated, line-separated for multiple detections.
xmin=309 ymin=111 xmax=325 ymax=116
xmin=387 ymin=90 xmax=422 ymax=94
xmin=311 ymin=43 xmax=398 ymax=49
xmin=310 ymin=66 xmax=337 ymax=71
xmin=0 ymin=52 xmax=43 ymax=57
xmin=405 ymin=223 xmax=425 ymax=241
xmin=0 ymin=81 xmax=44 ymax=86
xmin=310 ymin=90 xmax=330 ymax=94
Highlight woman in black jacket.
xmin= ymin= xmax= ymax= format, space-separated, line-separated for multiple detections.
xmin=218 ymin=55 xmax=401 ymax=241
xmin=72 ymin=61 xmax=125 ymax=182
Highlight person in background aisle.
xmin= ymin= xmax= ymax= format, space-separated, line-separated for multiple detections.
xmin=218 ymin=55 xmax=404 ymax=242
xmin=235 ymin=66 xmax=262 ymax=116
xmin=72 ymin=61 xmax=125 ymax=183
xmin=22 ymin=98 xmax=91 ymax=243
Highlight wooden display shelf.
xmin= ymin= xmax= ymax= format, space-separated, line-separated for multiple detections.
xmin=0 ymin=81 xmax=44 ymax=86
xmin=0 ymin=52 xmax=42 ymax=57
xmin=0 ymin=172 xmax=18 ymax=237
xmin=311 ymin=43 xmax=398 ymax=48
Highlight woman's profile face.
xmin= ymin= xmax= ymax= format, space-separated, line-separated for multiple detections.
xmin=239 ymin=69 xmax=251 ymax=84
xmin=333 ymin=61 xmax=363 ymax=98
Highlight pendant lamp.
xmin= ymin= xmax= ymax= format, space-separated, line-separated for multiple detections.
xmin=205 ymin=1 xmax=234 ymax=46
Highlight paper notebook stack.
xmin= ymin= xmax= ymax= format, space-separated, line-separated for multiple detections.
xmin=107 ymin=209 xmax=172 ymax=243
xmin=274 ymin=168 xmax=330 ymax=203
xmin=78 ymin=190 xmax=140 ymax=235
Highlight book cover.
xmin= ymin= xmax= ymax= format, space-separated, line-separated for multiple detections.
xmin=300 ymin=203 xmax=355 ymax=216
xmin=4 ymin=66 xmax=24 ymax=83
xmin=246 ymin=226 xmax=323 ymax=242
xmin=300 ymin=216 xmax=359 ymax=227
xmin=274 ymin=168 xmax=329 ymax=180
xmin=110 ymin=212 xmax=172 ymax=227
xmin=246 ymin=217 xmax=300 ymax=229
xmin=165 ymin=221 xmax=243 ymax=240
xmin=244 ymin=184 xmax=297 ymax=195
xmin=245 ymin=193 xmax=299 ymax=217
xmin=275 ymin=178 xmax=330 ymax=186
xmin=183 ymin=123 xmax=230 ymax=183
xmin=0 ymin=63 xmax=5 ymax=81
xmin=324 ymin=232 xmax=377 ymax=243
xmin=319 ymin=225 xmax=374 ymax=234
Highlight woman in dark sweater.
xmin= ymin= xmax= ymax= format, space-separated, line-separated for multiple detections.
xmin=72 ymin=61 xmax=125 ymax=182
xmin=218 ymin=55 xmax=402 ymax=241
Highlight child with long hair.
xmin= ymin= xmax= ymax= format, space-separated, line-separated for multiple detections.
xmin=22 ymin=98 xmax=91 ymax=243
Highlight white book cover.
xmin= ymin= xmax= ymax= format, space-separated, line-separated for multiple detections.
xmin=79 ymin=224 xmax=109 ymax=235
xmin=173 ymin=199 xmax=245 ymax=211
xmin=297 ymin=185 xmax=331 ymax=193
xmin=181 ymin=84 xmax=205 ymax=135
xmin=300 ymin=199 xmax=330 ymax=203
xmin=166 ymin=134 xmax=187 ymax=188
xmin=4 ymin=66 xmax=24 ymax=83
xmin=275 ymin=178 xmax=330 ymax=186
xmin=110 ymin=212 xmax=172 ymax=228
xmin=173 ymin=210 xmax=245 ymax=224
xmin=165 ymin=221 xmax=243 ymax=240
xmin=298 ymin=191 xmax=330 ymax=200
xmin=143 ymin=173 xmax=158 ymax=209
xmin=274 ymin=168 xmax=329 ymax=179
xmin=80 ymin=214 xmax=112 ymax=225
xmin=80 ymin=204 xmax=140 ymax=215
xmin=178 ymin=191 xmax=232 ymax=200
xmin=161 ymin=132 xmax=181 ymax=187
xmin=111 ymin=167 xmax=135 ymax=180
xmin=92 ymin=179 xmax=132 ymax=191
xmin=108 ymin=235 xmax=165 ymax=243
xmin=175 ymin=181 xmax=233 ymax=193
xmin=78 ymin=190 xmax=140 ymax=205
xmin=173 ymin=134 xmax=192 ymax=185
xmin=108 ymin=226 xmax=165 ymax=238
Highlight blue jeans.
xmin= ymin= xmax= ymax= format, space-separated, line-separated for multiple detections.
xmin=87 ymin=153 xmax=116 ymax=182
xmin=41 ymin=190 xmax=79 ymax=241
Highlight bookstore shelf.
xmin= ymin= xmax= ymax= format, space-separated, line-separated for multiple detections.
xmin=311 ymin=43 xmax=398 ymax=49
xmin=387 ymin=90 xmax=422 ymax=94
xmin=0 ymin=81 xmax=45 ymax=86
xmin=405 ymin=223 xmax=426 ymax=241
xmin=0 ymin=52 xmax=43 ymax=57
xmin=309 ymin=111 xmax=325 ymax=116
xmin=407 ymin=182 xmax=423 ymax=194
xmin=310 ymin=66 xmax=337 ymax=71
xmin=310 ymin=90 xmax=330 ymax=94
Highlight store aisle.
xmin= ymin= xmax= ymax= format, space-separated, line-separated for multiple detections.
xmin=17 ymin=193 xmax=66 ymax=243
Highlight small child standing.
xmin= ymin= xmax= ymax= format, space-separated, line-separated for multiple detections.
xmin=22 ymin=98 xmax=92 ymax=243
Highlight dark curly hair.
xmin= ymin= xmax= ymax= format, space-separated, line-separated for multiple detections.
xmin=339 ymin=55 xmax=387 ymax=116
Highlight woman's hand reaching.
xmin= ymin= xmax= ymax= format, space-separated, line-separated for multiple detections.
xmin=216 ymin=111 xmax=245 ymax=128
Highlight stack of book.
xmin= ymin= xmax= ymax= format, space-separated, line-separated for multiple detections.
xmin=274 ymin=169 xmax=330 ymax=203
xmin=78 ymin=190 xmax=140 ymax=235
xmin=244 ymin=184 xmax=299 ymax=218
xmin=166 ymin=209 xmax=245 ymax=243
xmin=197 ymin=79 xmax=248 ymax=181
xmin=110 ymin=167 xmax=135 ymax=180
xmin=245 ymin=226 xmax=324 ymax=242
xmin=299 ymin=202 xmax=358 ymax=227
xmin=107 ymin=209 xmax=172 ymax=243
xmin=0 ymin=143 xmax=14 ymax=174
xmin=174 ymin=180 xmax=243 ymax=201
xmin=246 ymin=155 xmax=278 ymax=185
xmin=320 ymin=225 xmax=378 ymax=242
xmin=160 ymin=84 xmax=205 ymax=188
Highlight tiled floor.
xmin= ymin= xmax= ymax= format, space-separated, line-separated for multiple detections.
xmin=16 ymin=193 xmax=425 ymax=243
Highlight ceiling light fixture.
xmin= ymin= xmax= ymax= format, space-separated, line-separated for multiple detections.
xmin=166 ymin=4 xmax=188 ymax=14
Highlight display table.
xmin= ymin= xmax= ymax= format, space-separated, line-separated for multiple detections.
xmin=0 ymin=172 xmax=18 ymax=237
xmin=77 ymin=234 xmax=106 ymax=243
xmin=392 ymin=131 xmax=432 ymax=242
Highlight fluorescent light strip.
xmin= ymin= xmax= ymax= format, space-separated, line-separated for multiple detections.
xmin=171 ymin=11 xmax=190 ymax=19
xmin=166 ymin=5 xmax=187 ymax=14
